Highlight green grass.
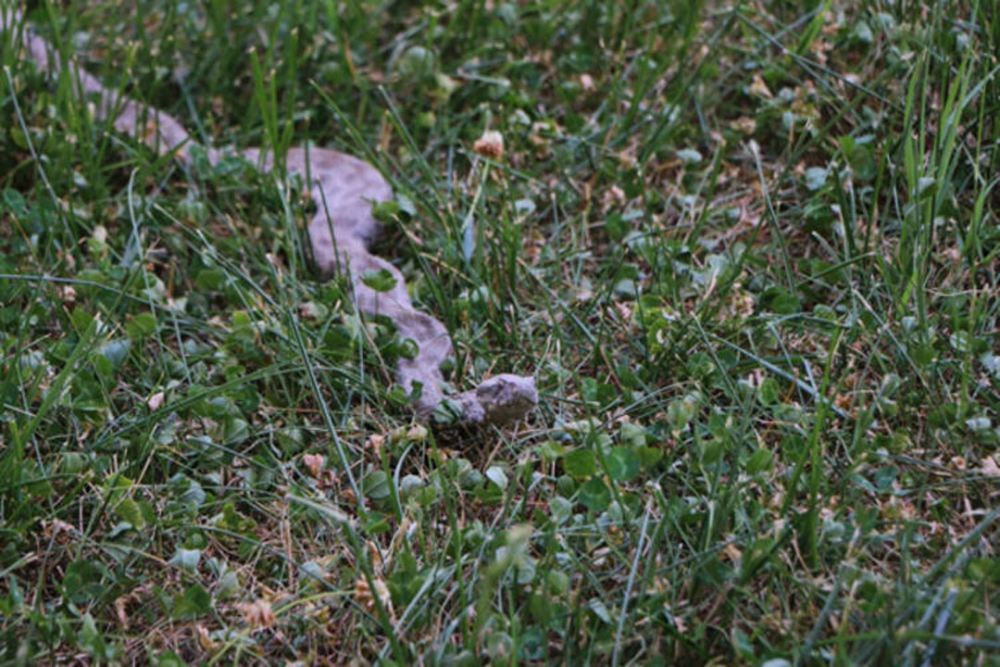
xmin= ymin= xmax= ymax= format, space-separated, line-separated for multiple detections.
xmin=2 ymin=0 xmax=999 ymax=664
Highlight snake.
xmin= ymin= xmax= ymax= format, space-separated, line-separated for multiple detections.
xmin=2 ymin=6 xmax=537 ymax=426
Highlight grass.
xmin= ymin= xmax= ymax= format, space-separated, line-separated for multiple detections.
xmin=1 ymin=0 xmax=999 ymax=664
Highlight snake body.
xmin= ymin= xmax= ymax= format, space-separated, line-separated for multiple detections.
xmin=3 ymin=7 xmax=537 ymax=425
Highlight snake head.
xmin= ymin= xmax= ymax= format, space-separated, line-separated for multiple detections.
xmin=474 ymin=374 xmax=538 ymax=425
xmin=429 ymin=374 xmax=537 ymax=427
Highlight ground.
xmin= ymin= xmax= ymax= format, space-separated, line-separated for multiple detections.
xmin=1 ymin=0 xmax=998 ymax=664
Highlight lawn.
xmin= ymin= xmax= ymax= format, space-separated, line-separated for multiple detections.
xmin=1 ymin=0 xmax=998 ymax=664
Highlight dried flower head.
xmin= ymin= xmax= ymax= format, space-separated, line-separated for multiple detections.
xmin=473 ymin=130 xmax=504 ymax=160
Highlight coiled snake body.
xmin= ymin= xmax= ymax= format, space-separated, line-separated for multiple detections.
xmin=3 ymin=7 xmax=537 ymax=425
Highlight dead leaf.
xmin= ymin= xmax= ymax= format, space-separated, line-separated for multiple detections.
xmin=303 ymin=453 xmax=324 ymax=479
xmin=237 ymin=599 xmax=277 ymax=630
xmin=354 ymin=576 xmax=394 ymax=619
xmin=196 ymin=624 xmax=220 ymax=651
xmin=748 ymin=73 xmax=773 ymax=99
xmin=147 ymin=391 xmax=165 ymax=411
xmin=981 ymin=456 xmax=1000 ymax=477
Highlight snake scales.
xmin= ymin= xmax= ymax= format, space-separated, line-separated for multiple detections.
xmin=3 ymin=6 xmax=537 ymax=425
